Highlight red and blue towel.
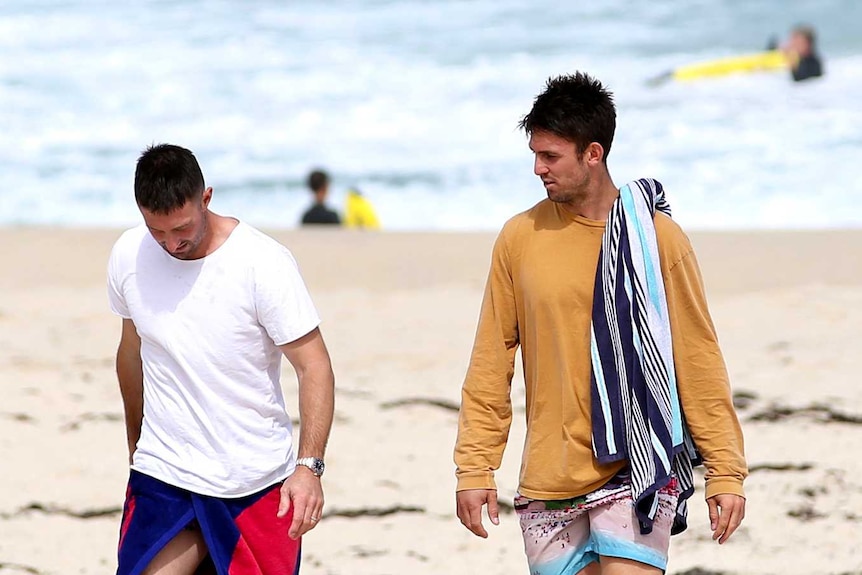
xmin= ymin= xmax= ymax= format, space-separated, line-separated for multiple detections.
xmin=118 ymin=470 xmax=301 ymax=575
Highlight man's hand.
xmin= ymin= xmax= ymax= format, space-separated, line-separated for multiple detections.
xmin=707 ymin=493 xmax=745 ymax=544
xmin=456 ymin=489 xmax=500 ymax=538
xmin=278 ymin=467 xmax=324 ymax=540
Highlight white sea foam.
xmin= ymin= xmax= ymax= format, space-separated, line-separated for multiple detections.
xmin=0 ymin=0 xmax=859 ymax=230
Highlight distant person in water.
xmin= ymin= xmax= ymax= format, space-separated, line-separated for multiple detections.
xmin=782 ymin=25 xmax=824 ymax=82
xmin=301 ymin=169 xmax=341 ymax=225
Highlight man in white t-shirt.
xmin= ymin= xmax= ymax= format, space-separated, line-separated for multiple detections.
xmin=108 ymin=144 xmax=335 ymax=575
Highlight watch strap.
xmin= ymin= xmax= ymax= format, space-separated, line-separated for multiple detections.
xmin=296 ymin=456 xmax=325 ymax=477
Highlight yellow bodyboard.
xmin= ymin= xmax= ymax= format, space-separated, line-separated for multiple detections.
xmin=672 ymin=50 xmax=789 ymax=81
xmin=344 ymin=189 xmax=381 ymax=230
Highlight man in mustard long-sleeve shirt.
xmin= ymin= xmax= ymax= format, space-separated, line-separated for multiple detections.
xmin=453 ymin=73 xmax=747 ymax=575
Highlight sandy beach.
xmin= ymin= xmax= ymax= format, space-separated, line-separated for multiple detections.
xmin=1 ymin=226 xmax=861 ymax=575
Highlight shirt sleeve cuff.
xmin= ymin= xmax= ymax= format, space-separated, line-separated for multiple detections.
xmin=704 ymin=477 xmax=746 ymax=499
xmin=456 ymin=471 xmax=497 ymax=492
xmin=272 ymin=317 xmax=322 ymax=346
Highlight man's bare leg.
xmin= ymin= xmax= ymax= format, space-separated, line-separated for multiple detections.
xmin=576 ymin=561 xmax=602 ymax=575
xmin=142 ymin=528 xmax=208 ymax=575
xmin=599 ymin=556 xmax=662 ymax=575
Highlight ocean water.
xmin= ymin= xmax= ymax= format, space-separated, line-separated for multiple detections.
xmin=1 ymin=0 xmax=860 ymax=231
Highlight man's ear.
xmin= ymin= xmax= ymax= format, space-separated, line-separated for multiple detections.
xmin=585 ymin=142 xmax=605 ymax=166
xmin=201 ymin=187 xmax=213 ymax=209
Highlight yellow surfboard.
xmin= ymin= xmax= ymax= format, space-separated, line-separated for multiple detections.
xmin=673 ymin=50 xmax=789 ymax=81
xmin=344 ymin=189 xmax=381 ymax=230
xmin=648 ymin=50 xmax=791 ymax=86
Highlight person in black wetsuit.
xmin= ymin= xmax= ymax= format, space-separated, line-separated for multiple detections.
xmin=783 ymin=25 xmax=824 ymax=82
xmin=301 ymin=169 xmax=341 ymax=225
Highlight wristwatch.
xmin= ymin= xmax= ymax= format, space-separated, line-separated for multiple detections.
xmin=296 ymin=457 xmax=325 ymax=477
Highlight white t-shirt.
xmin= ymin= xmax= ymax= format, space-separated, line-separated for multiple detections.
xmin=107 ymin=221 xmax=320 ymax=497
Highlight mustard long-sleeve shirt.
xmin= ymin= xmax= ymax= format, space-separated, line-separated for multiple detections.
xmin=454 ymin=199 xmax=747 ymax=501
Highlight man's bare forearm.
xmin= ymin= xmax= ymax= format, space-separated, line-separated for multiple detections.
xmin=116 ymin=349 xmax=143 ymax=458
xmin=296 ymin=359 xmax=335 ymax=459
xmin=279 ymin=328 xmax=335 ymax=460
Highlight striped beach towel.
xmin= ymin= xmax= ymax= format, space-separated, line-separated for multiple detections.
xmin=589 ymin=178 xmax=700 ymax=535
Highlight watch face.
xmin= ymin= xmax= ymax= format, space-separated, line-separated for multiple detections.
xmin=300 ymin=457 xmax=325 ymax=476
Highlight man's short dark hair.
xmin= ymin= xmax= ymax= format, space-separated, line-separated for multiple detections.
xmin=519 ymin=72 xmax=616 ymax=161
xmin=793 ymin=24 xmax=817 ymax=50
xmin=307 ymin=169 xmax=330 ymax=194
xmin=134 ymin=144 xmax=205 ymax=214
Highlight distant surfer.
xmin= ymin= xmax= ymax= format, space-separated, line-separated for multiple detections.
xmin=782 ymin=25 xmax=824 ymax=82
xmin=344 ymin=187 xmax=381 ymax=230
xmin=300 ymin=168 xmax=381 ymax=229
xmin=648 ymin=23 xmax=824 ymax=87
xmin=301 ymin=169 xmax=341 ymax=225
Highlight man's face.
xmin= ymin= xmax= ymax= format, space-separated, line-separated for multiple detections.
xmin=529 ymin=130 xmax=590 ymax=204
xmin=789 ymin=32 xmax=811 ymax=57
xmin=140 ymin=191 xmax=210 ymax=260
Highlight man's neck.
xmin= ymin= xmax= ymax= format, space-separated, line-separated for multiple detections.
xmin=560 ymin=174 xmax=619 ymax=221
xmin=201 ymin=212 xmax=239 ymax=257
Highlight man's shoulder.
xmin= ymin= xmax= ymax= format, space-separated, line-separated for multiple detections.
xmin=232 ymin=223 xmax=302 ymax=277
xmin=110 ymin=224 xmax=149 ymax=258
xmin=795 ymin=54 xmax=823 ymax=81
xmin=235 ymin=222 xmax=292 ymax=255
xmin=116 ymin=223 xmax=148 ymax=243
xmin=500 ymin=200 xmax=550 ymax=236
xmin=301 ymin=204 xmax=319 ymax=218
xmin=654 ymin=212 xmax=694 ymax=269
xmin=301 ymin=204 xmax=340 ymax=225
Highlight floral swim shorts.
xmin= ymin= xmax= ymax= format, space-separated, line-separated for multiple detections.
xmin=515 ymin=476 xmax=679 ymax=574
